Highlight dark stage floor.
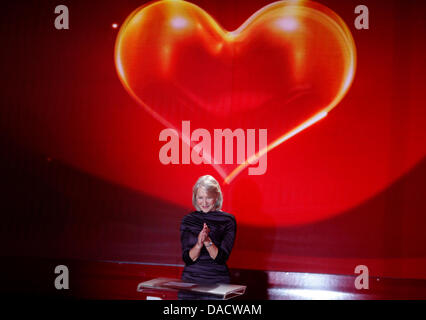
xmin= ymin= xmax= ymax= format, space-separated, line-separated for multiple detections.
xmin=2 ymin=256 xmax=426 ymax=300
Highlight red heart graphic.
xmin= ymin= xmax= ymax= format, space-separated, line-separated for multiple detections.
xmin=115 ymin=0 xmax=356 ymax=183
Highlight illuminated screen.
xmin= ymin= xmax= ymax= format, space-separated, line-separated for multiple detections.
xmin=1 ymin=0 xmax=425 ymax=280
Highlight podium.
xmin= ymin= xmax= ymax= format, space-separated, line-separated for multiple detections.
xmin=137 ymin=278 xmax=247 ymax=300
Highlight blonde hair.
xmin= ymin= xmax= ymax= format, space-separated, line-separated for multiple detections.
xmin=192 ymin=175 xmax=223 ymax=211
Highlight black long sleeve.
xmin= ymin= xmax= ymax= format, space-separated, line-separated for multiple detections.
xmin=213 ymin=216 xmax=236 ymax=264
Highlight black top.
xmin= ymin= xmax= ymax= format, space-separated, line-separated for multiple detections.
xmin=180 ymin=210 xmax=236 ymax=285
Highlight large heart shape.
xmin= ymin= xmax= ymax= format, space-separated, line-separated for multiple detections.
xmin=115 ymin=0 xmax=356 ymax=183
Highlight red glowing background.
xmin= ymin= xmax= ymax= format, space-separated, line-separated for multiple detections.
xmin=1 ymin=0 xmax=426 ymax=280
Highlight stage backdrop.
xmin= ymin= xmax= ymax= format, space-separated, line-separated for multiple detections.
xmin=1 ymin=0 xmax=426 ymax=280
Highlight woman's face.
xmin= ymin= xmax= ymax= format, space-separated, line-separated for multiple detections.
xmin=196 ymin=188 xmax=216 ymax=213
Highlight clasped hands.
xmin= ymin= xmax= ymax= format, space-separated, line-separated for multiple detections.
xmin=197 ymin=223 xmax=212 ymax=248
xmin=189 ymin=222 xmax=218 ymax=261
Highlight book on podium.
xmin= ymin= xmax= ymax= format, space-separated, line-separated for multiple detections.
xmin=137 ymin=278 xmax=247 ymax=300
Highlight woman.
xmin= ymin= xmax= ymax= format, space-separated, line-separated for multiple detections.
xmin=179 ymin=175 xmax=236 ymax=298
